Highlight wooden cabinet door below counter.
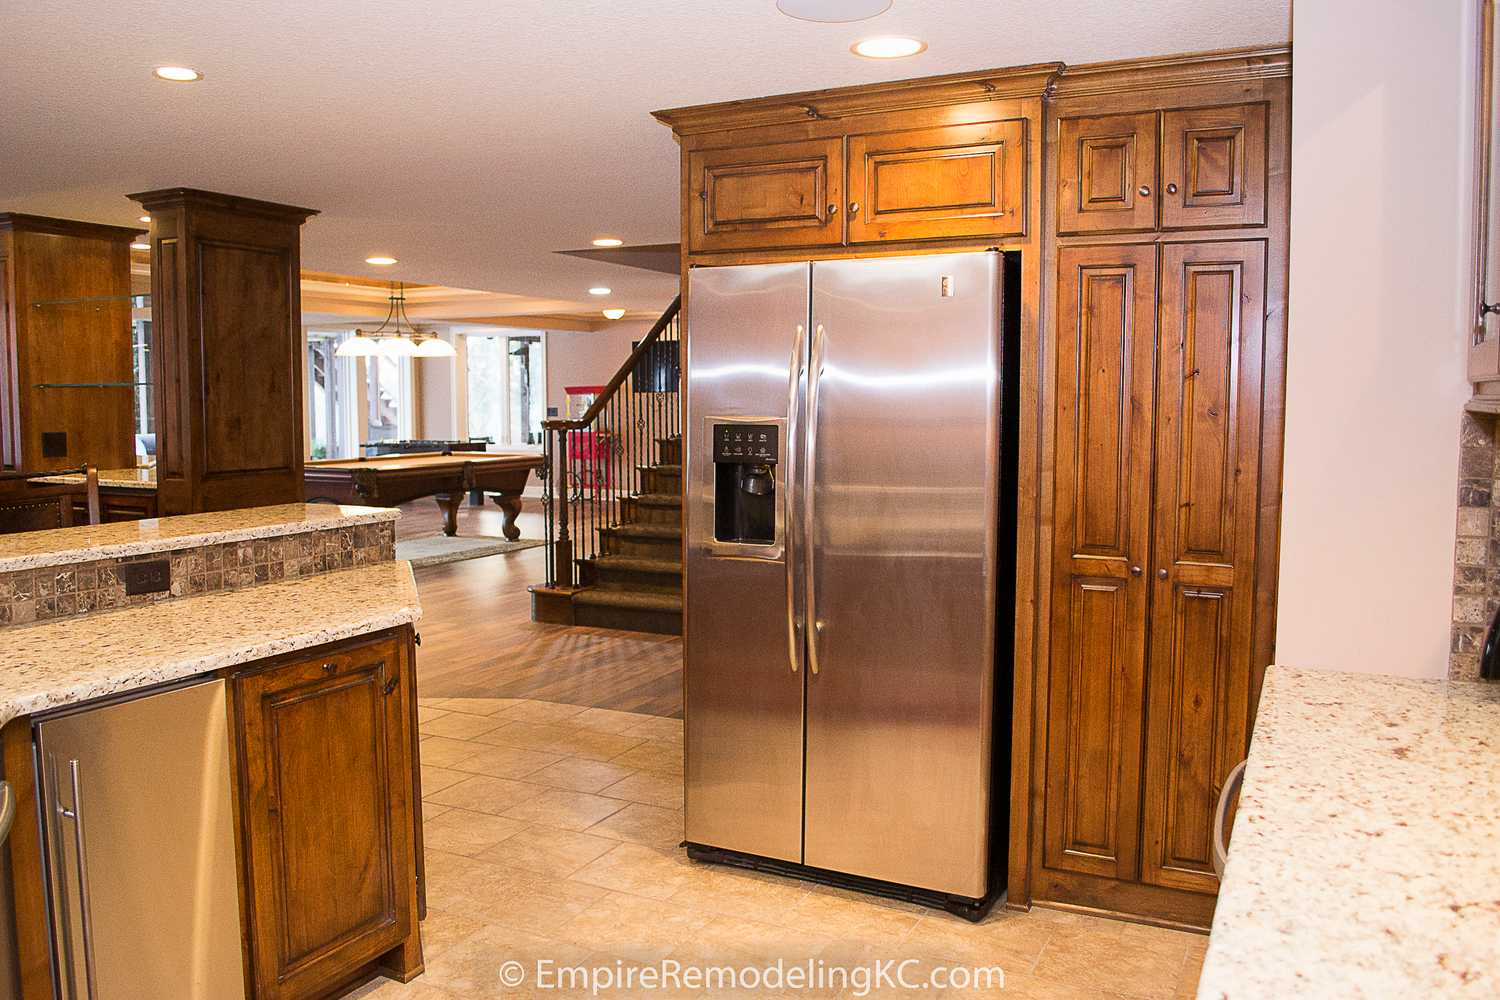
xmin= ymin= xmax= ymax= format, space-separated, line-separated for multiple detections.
xmin=846 ymin=120 xmax=1026 ymax=243
xmin=236 ymin=635 xmax=416 ymax=1000
xmin=688 ymin=138 xmax=845 ymax=252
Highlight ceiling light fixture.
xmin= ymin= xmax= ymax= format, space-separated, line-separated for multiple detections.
xmin=130 ymin=242 xmax=149 ymax=251
xmin=777 ymin=0 xmax=891 ymax=22
xmin=591 ymin=237 xmax=624 ymax=248
xmin=152 ymin=66 xmax=203 ymax=82
xmin=589 ymin=286 xmax=612 ymax=296
xmin=335 ymin=282 xmax=455 ymax=359
xmin=602 ymin=308 xmax=626 ymax=320
xmin=365 ymin=255 xmax=398 ymax=266
xmin=851 ymin=35 xmax=927 ymax=59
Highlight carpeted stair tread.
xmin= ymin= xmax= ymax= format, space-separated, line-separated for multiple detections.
xmin=573 ymin=589 xmax=683 ymax=612
xmin=632 ymin=493 xmax=682 ymax=507
xmin=589 ymin=554 xmax=683 ymax=574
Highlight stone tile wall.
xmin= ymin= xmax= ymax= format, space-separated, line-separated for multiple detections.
xmin=1451 ymin=411 xmax=1498 ymax=679
xmin=0 ymin=521 xmax=395 ymax=629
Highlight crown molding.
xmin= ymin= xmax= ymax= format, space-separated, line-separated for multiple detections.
xmin=127 ymin=187 xmax=319 ymax=223
xmin=1052 ymin=45 xmax=1290 ymax=99
xmin=653 ymin=62 xmax=1063 ymax=135
xmin=0 ymin=213 xmax=145 ymax=242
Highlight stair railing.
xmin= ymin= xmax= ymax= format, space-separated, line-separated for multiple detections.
xmin=540 ymin=295 xmax=681 ymax=587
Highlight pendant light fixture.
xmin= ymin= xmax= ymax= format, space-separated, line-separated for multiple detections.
xmin=335 ymin=282 xmax=455 ymax=359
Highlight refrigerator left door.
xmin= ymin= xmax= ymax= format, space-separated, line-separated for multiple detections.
xmin=684 ymin=261 xmax=810 ymax=864
xmin=39 ymin=680 xmax=246 ymax=999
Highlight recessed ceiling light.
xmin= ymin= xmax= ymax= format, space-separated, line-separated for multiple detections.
xmin=777 ymin=0 xmax=891 ymax=22
xmin=365 ymin=256 xmax=398 ymax=266
xmin=588 ymin=287 xmax=612 ymax=296
xmin=130 ymin=242 xmax=150 ymax=251
xmin=602 ymin=308 xmax=626 ymax=320
xmin=851 ymin=36 xmax=927 ymax=59
xmin=592 ymin=237 xmax=624 ymax=248
xmin=152 ymin=66 xmax=203 ymax=82
xmin=138 ymin=215 xmax=151 ymax=223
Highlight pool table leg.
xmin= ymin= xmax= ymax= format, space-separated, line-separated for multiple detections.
xmin=434 ymin=492 xmax=462 ymax=537
xmin=491 ymin=493 xmax=523 ymax=541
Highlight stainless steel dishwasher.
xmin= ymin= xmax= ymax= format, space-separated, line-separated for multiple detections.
xmin=37 ymin=679 xmax=246 ymax=998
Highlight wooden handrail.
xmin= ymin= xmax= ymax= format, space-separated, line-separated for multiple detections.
xmin=543 ymin=295 xmax=682 ymax=431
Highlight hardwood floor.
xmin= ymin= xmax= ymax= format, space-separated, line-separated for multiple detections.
xmin=395 ymin=497 xmax=684 ymax=718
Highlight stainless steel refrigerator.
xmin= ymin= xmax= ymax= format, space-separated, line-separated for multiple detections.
xmin=684 ymin=250 xmax=1018 ymax=914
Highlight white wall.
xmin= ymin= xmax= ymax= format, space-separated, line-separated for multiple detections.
xmin=1275 ymin=0 xmax=1476 ymax=677
xmin=544 ymin=321 xmax=655 ymax=419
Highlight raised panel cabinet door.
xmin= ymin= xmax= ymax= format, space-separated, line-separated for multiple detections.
xmin=1057 ymin=112 xmax=1159 ymax=235
xmin=688 ymin=138 xmax=844 ymax=252
xmin=846 ymin=119 xmax=1026 ymax=243
xmin=1043 ymin=245 xmax=1158 ymax=881
xmin=1160 ymin=104 xmax=1269 ymax=230
xmin=1141 ymin=242 xmax=1267 ymax=894
xmin=237 ymin=636 xmax=416 ymax=1000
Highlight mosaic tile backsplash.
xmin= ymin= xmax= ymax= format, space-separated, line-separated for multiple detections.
xmin=0 ymin=521 xmax=395 ymax=628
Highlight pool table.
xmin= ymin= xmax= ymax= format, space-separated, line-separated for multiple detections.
xmin=304 ymin=451 xmax=542 ymax=538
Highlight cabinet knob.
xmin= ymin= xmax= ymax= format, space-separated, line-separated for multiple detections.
xmin=849 ymin=202 xmax=860 ymax=217
xmin=828 ymin=203 xmax=838 ymax=216
xmin=321 ymin=661 xmax=337 ymax=673
xmin=1130 ymin=565 xmax=1143 ymax=577
xmin=1158 ymin=568 xmax=1169 ymax=580
xmin=1138 ymin=185 xmax=1152 ymax=197
xmin=1166 ymin=183 xmax=1179 ymax=195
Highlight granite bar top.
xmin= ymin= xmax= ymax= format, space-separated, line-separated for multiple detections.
xmin=0 ymin=560 xmax=420 ymax=728
xmin=0 ymin=503 xmax=398 ymax=573
xmin=30 ymin=467 xmax=157 ymax=491
xmin=1199 ymin=665 xmax=1500 ymax=998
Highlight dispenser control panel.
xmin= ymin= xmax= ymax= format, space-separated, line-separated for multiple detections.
xmin=712 ymin=423 xmax=779 ymax=464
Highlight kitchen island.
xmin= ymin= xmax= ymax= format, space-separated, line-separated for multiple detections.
xmin=0 ymin=504 xmax=426 ymax=998
xmin=1200 ymin=665 xmax=1500 ymax=997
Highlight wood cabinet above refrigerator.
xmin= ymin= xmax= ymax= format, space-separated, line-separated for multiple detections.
xmin=656 ymin=64 xmax=1059 ymax=259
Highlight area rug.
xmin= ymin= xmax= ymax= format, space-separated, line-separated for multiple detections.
xmin=396 ymin=535 xmax=546 ymax=568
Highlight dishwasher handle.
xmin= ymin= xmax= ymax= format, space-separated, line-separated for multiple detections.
xmin=1213 ymin=759 xmax=1248 ymax=878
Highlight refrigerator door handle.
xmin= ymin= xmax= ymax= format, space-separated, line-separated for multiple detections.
xmin=804 ymin=322 xmax=827 ymax=676
xmin=60 ymin=759 xmax=100 ymax=1000
xmin=786 ymin=325 xmax=806 ymax=674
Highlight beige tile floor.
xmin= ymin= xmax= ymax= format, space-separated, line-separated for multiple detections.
xmin=346 ymin=698 xmax=1207 ymax=999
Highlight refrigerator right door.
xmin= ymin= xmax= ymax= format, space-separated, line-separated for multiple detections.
xmin=803 ymin=252 xmax=1001 ymax=898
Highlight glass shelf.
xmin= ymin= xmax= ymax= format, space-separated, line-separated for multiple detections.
xmin=34 ymin=382 xmax=150 ymax=390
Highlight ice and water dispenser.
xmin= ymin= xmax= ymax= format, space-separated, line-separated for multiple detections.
xmin=711 ymin=422 xmax=778 ymax=545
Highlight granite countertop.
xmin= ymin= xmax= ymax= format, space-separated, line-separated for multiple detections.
xmin=0 ymin=560 xmax=420 ymax=728
xmin=0 ymin=502 xmax=398 ymax=573
xmin=30 ymin=467 xmax=158 ymax=491
xmin=1199 ymin=665 xmax=1500 ymax=998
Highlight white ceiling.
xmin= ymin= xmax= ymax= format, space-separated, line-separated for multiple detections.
xmin=0 ymin=0 xmax=1289 ymax=319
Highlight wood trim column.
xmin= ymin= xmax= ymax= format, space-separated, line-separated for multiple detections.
xmin=128 ymin=189 xmax=318 ymax=514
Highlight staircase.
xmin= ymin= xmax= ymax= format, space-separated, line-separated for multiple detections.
xmin=530 ymin=298 xmax=683 ymax=635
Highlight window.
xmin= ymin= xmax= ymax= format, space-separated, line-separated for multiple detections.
xmin=465 ymin=332 xmax=544 ymax=448
xmin=365 ymin=353 xmax=411 ymax=444
xmin=306 ymin=332 xmax=355 ymax=459
xmin=130 ymin=295 xmax=154 ymax=449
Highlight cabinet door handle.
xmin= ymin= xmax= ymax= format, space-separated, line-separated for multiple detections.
xmin=1157 ymin=568 xmax=1169 ymax=580
xmin=321 ymin=661 xmax=337 ymax=673
xmin=848 ymin=202 xmax=860 ymax=217
xmin=1138 ymin=185 xmax=1152 ymax=197
xmin=60 ymin=759 xmax=100 ymax=1000
xmin=1213 ymin=759 xmax=1248 ymax=878
xmin=1166 ymin=183 xmax=1179 ymax=195
xmin=827 ymin=203 xmax=838 ymax=216
xmin=1129 ymin=565 xmax=1143 ymax=577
